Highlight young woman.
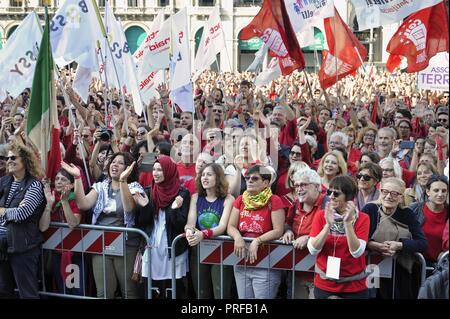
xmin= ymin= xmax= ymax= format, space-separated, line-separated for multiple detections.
xmin=308 ymin=175 xmax=370 ymax=299
xmin=134 ymin=155 xmax=190 ymax=299
xmin=184 ymin=163 xmax=234 ymax=298
xmin=39 ymin=169 xmax=85 ymax=295
xmin=404 ymin=162 xmax=437 ymax=207
xmin=227 ymin=164 xmax=286 ymax=299
xmin=61 ymin=152 xmax=143 ymax=299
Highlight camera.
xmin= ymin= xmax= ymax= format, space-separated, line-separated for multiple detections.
xmin=98 ymin=127 xmax=113 ymax=142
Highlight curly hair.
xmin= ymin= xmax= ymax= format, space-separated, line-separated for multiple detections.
xmin=8 ymin=142 xmax=43 ymax=178
xmin=196 ymin=163 xmax=229 ymax=199
xmin=106 ymin=152 xmax=138 ymax=183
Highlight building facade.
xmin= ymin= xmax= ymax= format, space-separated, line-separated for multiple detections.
xmin=0 ymin=0 xmax=396 ymax=72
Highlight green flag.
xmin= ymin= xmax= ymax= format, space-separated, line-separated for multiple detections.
xmin=26 ymin=7 xmax=59 ymax=173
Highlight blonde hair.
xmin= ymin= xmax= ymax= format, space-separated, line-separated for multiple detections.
xmin=8 ymin=142 xmax=43 ymax=178
xmin=317 ymin=151 xmax=347 ymax=177
xmin=285 ymin=161 xmax=310 ymax=189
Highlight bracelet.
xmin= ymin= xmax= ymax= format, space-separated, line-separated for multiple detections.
xmin=201 ymin=229 xmax=213 ymax=239
xmin=74 ymin=175 xmax=81 ymax=180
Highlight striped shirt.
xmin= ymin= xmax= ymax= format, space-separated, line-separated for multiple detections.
xmin=0 ymin=180 xmax=44 ymax=227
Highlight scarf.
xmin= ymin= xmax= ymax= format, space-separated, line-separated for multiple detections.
xmin=54 ymin=192 xmax=76 ymax=208
xmin=242 ymin=187 xmax=272 ymax=211
xmin=151 ymin=155 xmax=181 ymax=214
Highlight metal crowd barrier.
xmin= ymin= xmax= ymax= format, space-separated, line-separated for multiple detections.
xmin=39 ymin=222 xmax=152 ymax=299
xmin=170 ymin=234 xmax=408 ymax=299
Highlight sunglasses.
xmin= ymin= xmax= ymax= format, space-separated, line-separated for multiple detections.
xmin=380 ymin=189 xmax=401 ymax=199
xmin=212 ymin=109 xmax=223 ymax=114
xmin=244 ymin=175 xmax=261 ymax=182
xmin=356 ymin=173 xmax=373 ymax=181
xmin=7 ymin=156 xmax=17 ymax=161
xmin=304 ymin=131 xmax=315 ymax=136
xmin=326 ymin=189 xmax=342 ymax=197
xmin=82 ymin=134 xmax=90 ymax=138
xmin=137 ymin=131 xmax=146 ymax=136
xmin=290 ymin=151 xmax=301 ymax=157
xmin=437 ymin=118 xmax=448 ymax=123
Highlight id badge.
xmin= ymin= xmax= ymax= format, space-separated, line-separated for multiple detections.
xmin=326 ymin=256 xmax=341 ymax=280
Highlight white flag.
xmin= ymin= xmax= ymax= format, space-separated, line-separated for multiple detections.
xmin=50 ymin=0 xmax=102 ymax=67
xmin=194 ymin=6 xmax=226 ymax=73
xmin=246 ymin=43 xmax=269 ymax=72
xmin=133 ymin=11 xmax=165 ymax=63
xmin=350 ymin=0 xmax=443 ymax=31
xmin=140 ymin=17 xmax=171 ymax=71
xmin=136 ymin=12 xmax=166 ymax=103
xmin=255 ymin=58 xmax=282 ymax=87
xmin=170 ymin=8 xmax=194 ymax=113
xmin=0 ymin=11 xmax=42 ymax=99
xmin=285 ymin=0 xmax=335 ymax=33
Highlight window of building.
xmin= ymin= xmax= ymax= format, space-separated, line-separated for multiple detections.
xmin=199 ymin=0 xmax=215 ymax=6
xmin=98 ymin=0 xmax=105 ymax=7
xmin=128 ymin=0 xmax=138 ymax=7
xmin=159 ymin=0 xmax=169 ymax=6
xmin=10 ymin=0 xmax=23 ymax=7
xmin=234 ymin=0 xmax=262 ymax=6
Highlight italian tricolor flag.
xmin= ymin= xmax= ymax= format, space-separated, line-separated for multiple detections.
xmin=26 ymin=8 xmax=61 ymax=181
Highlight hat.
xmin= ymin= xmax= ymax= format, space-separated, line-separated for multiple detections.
xmin=436 ymin=106 xmax=449 ymax=116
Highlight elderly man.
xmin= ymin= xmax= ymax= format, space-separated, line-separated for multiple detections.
xmin=270 ymin=105 xmax=298 ymax=146
xmin=375 ymin=127 xmax=397 ymax=159
xmin=282 ymin=169 xmax=327 ymax=299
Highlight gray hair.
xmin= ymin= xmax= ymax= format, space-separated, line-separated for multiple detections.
xmin=380 ymin=157 xmax=403 ymax=179
xmin=292 ymin=168 xmax=322 ymax=185
xmin=377 ymin=127 xmax=397 ymax=141
xmin=330 ymin=132 xmax=349 ymax=147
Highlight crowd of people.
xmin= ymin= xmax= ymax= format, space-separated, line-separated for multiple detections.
xmin=0 ymin=67 xmax=448 ymax=299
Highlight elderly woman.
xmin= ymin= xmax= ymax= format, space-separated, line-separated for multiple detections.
xmin=355 ymin=163 xmax=382 ymax=211
xmin=227 ymin=164 xmax=286 ymax=299
xmin=282 ymin=169 xmax=327 ymax=299
xmin=62 ymin=152 xmax=144 ymax=299
xmin=308 ymin=175 xmax=370 ymax=299
xmin=404 ymin=162 xmax=437 ymax=206
xmin=410 ymin=175 xmax=448 ymax=264
xmin=184 ymin=163 xmax=234 ymax=298
xmin=279 ymin=161 xmax=310 ymax=208
xmin=0 ymin=143 xmax=45 ymax=299
xmin=379 ymin=157 xmax=402 ymax=181
xmin=317 ymin=150 xmax=347 ymax=190
xmin=357 ymin=127 xmax=377 ymax=154
xmin=362 ymin=177 xmax=427 ymax=299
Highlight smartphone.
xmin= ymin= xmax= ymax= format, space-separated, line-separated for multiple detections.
xmin=399 ymin=141 xmax=415 ymax=149
xmin=140 ymin=152 xmax=157 ymax=172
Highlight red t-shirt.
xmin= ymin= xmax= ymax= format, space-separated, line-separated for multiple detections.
xmin=177 ymin=163 xmax=196 ymax=185
xmin=279 ymin=120 xmax=298 ymax=146
xmin=422 ymin=203 xmax=448 ymax=262
xmin=309 ymin=211 xmax=370 ymax=293
xmin=233 ymin=194 xmax=286 ymax=238
xmin=51 ymin=198 xmax=83 ymax=223
xmin=349 ymin=148 xmax=361 ymax=164
xmin=286 ymin=194 xmax=326 ymax=238
xmin=274 ymin=170 xmax=290 ymax=197
xmin=401 ymin=168 xmax=415 ymax=188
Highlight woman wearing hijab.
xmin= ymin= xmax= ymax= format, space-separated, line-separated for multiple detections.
xmin=134 ymin=155 xmax=190 ymax=299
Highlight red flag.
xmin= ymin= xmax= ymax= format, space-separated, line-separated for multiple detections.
xmin=318 ymin=8 xmax=367 ymax=89
xmin=386 ymin=2 xmax=449 ymax=73
xmin=46 ymin=127 xmax=62 ymax=183
xmin=371 ymin=97 xmax=378 ymax=124
xmin=240 ymin=0 xmax=304 ymax=75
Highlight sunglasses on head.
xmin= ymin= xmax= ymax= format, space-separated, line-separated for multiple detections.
xmin=356 ymin=173 xmax=373 ymax=181
xmin=244 ymin=175 xmax=261 ymax=182
xmin=326 ymin=189 xmax=342 ymax=197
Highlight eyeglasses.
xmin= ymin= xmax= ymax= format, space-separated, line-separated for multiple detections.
xmin=244 ymin=175 xmax=261 ymax=182
xmin=294 ymin=182 xmax=312 ymax=189
xmin=137 ymin=131 xmax=146 ymax=136
xmin=382 ymin=168 xmax=394 ymax=172
xmin=326 ymin=189 xmax=342 ymax=197
xmin=304 ymin=131 xmax=315 ymax=136
xmin=437 ymin=118 xmax=448 ymax=123
xmin=380 ymin=189 xmax=401 ymax=199
xmin=6 ymin=156 xmax=17 ymax=161
xmin=356 ymin=173 xmax=373 ymax=181
xmin=364 ymin=134 xmax=376 ymax=138
xmin=212 ymin=109 xmax=223 ymax=114
xmin=290 ymin=151 xmax=301 ymax=157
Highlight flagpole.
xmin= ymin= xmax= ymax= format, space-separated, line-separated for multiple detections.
xmin=302 ymin=69 xmax=315 ymax=102
xmin=332 ymin=12 xmax=339 ymax=104
xmin=96 ymin=43 xmax=110 ymax=127
xmin=354 ymin=46 xmax=376 ymax=90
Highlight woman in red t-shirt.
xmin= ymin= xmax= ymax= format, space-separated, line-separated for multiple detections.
xmin=227 ymin=164 xmax=286 ymax=299
xmin=421 ymin=175 xmax=448 ymax=263
xmin=39 ymin=169 xmax=85 ymax=296
xmin=308 ymin=175 xmax=370 ymax=299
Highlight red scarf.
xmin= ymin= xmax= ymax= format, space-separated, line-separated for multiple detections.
xmin=151 ymin=155 xmax=181 ymax=214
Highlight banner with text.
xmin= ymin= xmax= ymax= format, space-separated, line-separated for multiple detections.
xmin=417 ymin=52 xmax=449 ymax=91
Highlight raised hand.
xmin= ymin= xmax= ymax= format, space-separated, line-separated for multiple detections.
xmin=119 ymin=161 xmax=136 ymax=182
xmin=61 ymin=161 xmax=81 ymax=178
xmin=299 ymin=117 xmax=312 ymax=132
xmin=342 ymin=201 xmax=357 ymax=224
xmin=43 ymin=183 xmax=55 ymax=206
xmin=156 ymin=83 xmax=170 ymax=99
xmin=324 ymin=202 xmax=335 ymax=226
xmin=132 ymin=192 xmax=149 ymax=207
